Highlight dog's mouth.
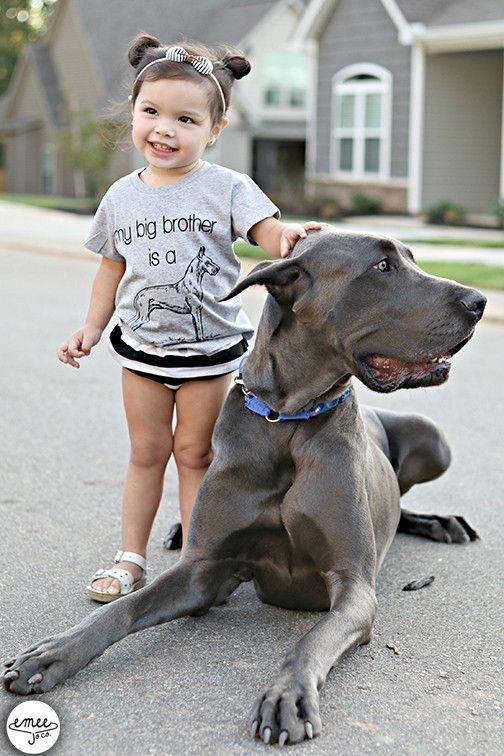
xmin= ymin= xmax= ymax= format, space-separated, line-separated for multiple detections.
xmin=359 ymin=332 xmax=474 ymax=392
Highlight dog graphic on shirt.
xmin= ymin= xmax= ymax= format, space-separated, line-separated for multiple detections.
xmin=128 ymin=246 xmax=219 ymax=341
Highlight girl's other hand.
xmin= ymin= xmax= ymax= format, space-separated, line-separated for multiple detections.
xmin=57 ymin=325 xmax=103 ymax=368
xmin=279 ymin=221 xmax=322 ymax=258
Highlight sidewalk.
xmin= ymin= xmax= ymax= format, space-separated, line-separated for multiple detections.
xmin=340 ymin=213 xmax=504 ymax=241
xmin=1 ymin=201 xmax=503 ymax=321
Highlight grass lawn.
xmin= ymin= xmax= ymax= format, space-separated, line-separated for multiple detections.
xmin=402 ymin=237 xmax=504 ymax=249
xmin=419 ymin=262 xmax=504 ymax=290
xmin=233 ymin=241 xmax=504 ymax=290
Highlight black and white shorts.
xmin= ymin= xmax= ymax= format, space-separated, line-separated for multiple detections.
xmin=108 ymin=324 xmax=248 ymax=390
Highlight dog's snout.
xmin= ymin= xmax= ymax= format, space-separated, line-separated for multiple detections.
xmin=458 ymin=290 xmax=486 ymax=320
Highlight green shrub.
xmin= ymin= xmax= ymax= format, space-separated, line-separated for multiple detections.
xmin=317 ymin=197 xmax=341 ymax=220
xmin=426 ymin=200 xmax=466 ymax=225
xmin=350 ymin=193 xmax=382 ymax=215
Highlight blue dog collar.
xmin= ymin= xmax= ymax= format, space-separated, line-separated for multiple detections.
xmin=235 ymin=356 xmax=352 ymax=423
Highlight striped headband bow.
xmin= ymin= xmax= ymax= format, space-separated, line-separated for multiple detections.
xmin=165 ymin=45 xmax=214 ymax=75
xmin=133 ymin=45 xmax=227 ymax=113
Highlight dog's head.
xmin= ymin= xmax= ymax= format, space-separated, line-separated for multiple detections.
xmin=221 ymin=226 xmax=486 ymax=393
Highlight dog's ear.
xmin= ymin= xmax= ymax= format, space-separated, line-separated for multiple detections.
xmin=218 ymin=258 xmax=312 ymax=307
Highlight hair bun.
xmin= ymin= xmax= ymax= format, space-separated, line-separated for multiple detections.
xmin=128 ymin=33 xmax=163 ymax=68
xmin=223 ymin=55 xmax=251 ymax=80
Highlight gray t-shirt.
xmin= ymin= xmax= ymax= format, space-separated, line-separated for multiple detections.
xmin=84 ymin=161 xmax=280 ymax=351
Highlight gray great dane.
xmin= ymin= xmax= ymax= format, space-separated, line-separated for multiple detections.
xmin=3 ymin=228 xmax=485 ymax=746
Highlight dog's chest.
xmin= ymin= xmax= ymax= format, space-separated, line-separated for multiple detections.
xmin=231 ymin=497 xmax=332 ymax=611
xmin=251 ymin=533 xmax=330 ymax=610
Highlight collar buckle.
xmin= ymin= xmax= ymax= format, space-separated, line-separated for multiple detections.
xmin=265 ymin=411 xmax=280 ymax=423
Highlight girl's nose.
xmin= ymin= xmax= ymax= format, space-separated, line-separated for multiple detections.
xmin=154 ymin=122 xmax=175 ymax=138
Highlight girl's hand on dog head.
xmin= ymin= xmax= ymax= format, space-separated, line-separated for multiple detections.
xmin=279 ymin=222 xmax=322 ymax=258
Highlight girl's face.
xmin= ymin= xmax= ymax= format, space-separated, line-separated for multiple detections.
xmin=131 ymin=78 xmax=228 ymax=178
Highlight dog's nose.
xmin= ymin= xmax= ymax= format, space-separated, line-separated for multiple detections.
xmin=458 ymin=290 xmax=486 ymax=320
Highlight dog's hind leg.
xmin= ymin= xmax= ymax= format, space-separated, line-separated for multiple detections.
xmin=371 ymin=409 xmax=479 ymax=543
xmin=163 ymin=521 xmax=183 ymax=550
xmin=370 ymin=408 xmax=451 ymax=494
xmin=397 ymin=510 xmax=479 ymax=543
xmin=2 ymin=556 xmax=244 ymax=695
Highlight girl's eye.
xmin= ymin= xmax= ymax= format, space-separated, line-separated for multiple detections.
xmin=373 ymin=259 xmax=391 ymax=272
xmin=144 ymin=107 xmax=157 ymax=115
xmin=179 ymin=116 xmax=193 ymax=124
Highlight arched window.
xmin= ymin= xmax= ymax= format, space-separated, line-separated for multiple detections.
xmin=331 ymin=64 xmax=392 ymax=179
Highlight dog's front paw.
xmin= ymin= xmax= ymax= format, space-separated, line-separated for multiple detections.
xmin=2 ymin=632 xmax=83 ymax=695
xmin=250 ymin=674 xmax=322 ymax=745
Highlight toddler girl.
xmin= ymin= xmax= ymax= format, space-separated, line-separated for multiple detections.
xmin=57 ymin=33 xmax=319 ymax=602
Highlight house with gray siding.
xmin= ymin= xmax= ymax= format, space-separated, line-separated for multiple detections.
xmin=294 ymin=0 xmax=504 ymax=217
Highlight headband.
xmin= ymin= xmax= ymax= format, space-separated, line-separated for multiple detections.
xmin=133 ymin=45 xmax=227 ymax=114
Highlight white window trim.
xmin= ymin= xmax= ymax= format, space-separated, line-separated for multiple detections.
xmin=330 ymin=63 xmax=392 ymax=182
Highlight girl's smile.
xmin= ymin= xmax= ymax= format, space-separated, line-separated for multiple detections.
xmin=131 ymin=78 xmax=227 ymax=184
xmin=148 ymin=141 xmax=178 ymax=157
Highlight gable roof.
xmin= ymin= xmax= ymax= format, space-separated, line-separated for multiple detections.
xmin=395 ymin=0 xmax=504 ymax=27
xmin=0 ymin=41 xmax=65 ymax=130
xmin=294 ymin=0 xmax=504 ymax=43
xmin=1 ymin=0 xmax=285 ymax=131
xmin=28 ymin=43 xmax=65 ymax=126
xmin=72 ymin=0 xmax=278 ymax=101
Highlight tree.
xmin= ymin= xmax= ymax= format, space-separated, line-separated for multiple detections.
xmin=58 ymin=105 xmax=122 ymax=200
xmin=0 ymin=0 xmax=58 ymax=96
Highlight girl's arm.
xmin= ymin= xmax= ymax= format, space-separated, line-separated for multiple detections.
xmin=57 ymin=257 xmax=126 ymax=368
xmin=249 ymin=217 xmax=321 ymax=259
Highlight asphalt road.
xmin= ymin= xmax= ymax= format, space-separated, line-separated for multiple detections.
xmin=0 ymin=248 xmax=502 ymax=755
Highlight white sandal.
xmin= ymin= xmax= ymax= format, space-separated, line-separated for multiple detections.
xmin=87 ymin=550 xmax=147 ymax=603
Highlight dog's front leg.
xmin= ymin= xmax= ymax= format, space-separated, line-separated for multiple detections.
xmin=3 ymin=556 xmax=240 ymax=695
xmin=250 ymin=452 xmax=381 ymax=747
xmin=252 ymin=582 xmax=377 ymax=745
xmin=250 ymin=574 xmax=376 ymax=745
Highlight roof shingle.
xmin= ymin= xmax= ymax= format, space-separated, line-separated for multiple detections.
xmin=395 ymin=0 xmax=504 ymax=27
xmin=73 ymin=0 xmax=277 ymax=100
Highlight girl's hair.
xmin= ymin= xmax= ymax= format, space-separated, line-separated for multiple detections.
xmin=128 ymin=33 xmax=251 ymax=125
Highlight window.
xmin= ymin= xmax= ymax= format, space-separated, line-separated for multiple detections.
xmin=331 ymin=64 xmax=392 ymax=179
xmin=262 ymin=52 xmax=308 ymax=110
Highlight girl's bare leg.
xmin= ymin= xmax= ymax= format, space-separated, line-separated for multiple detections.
xmin=173 ymin=373 xmax=233 ymax=552
xmin=91 ymin=369 xmax=175 ymax=594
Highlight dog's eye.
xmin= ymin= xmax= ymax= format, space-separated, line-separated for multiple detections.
xmin=373 ymin=259 xmax=391 ymax=272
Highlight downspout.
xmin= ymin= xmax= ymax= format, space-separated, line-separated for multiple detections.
xmin=407 ymin=27 xmax=426 ymax=214
xmin=500 ymin=50 xmax=504 ymax=201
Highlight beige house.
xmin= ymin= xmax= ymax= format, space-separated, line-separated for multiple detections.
xmin=0 ymin=0 xmax=310 ymax=204
xmin=294 ymin=0 xmax=504 ymax=216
